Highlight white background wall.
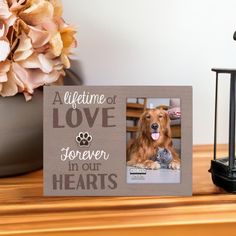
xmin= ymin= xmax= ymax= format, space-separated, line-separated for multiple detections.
xmin=62 ymin=0 xmax=236 ymax=144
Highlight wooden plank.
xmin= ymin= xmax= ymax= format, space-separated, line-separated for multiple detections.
xmin=171 ymin=125 xmax=181 ymax=138
xmin=127 ymin=126 xmax=138 ymax=132
xmin=126 ymin=103 xmax=145 ymax=109
xmin=126 ymin=109 xmax=144 ymax=118
xmin=0 ymin=144 xmax=235 ymax=236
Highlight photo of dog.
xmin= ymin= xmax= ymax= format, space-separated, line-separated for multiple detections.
xmin=127 ymin=108 xmax=180 ymax=170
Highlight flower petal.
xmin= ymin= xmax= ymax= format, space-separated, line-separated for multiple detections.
xmin=54 ymin=63 xmax=63 ymax=70
xmin=15 ymin=33 xmax=32 ymax=51
xmin=27 ymin=68 xmax=63 ymax=85
xmin=49 ymin=32 xmax=63 ymax=57
xmin=49 ymin=0 xmax=63 ymax=17
xmin=43 ymin=70 xmax=61 ymax=84
xmin=60 ymin=53 xmax=70 ymax=68
xmin=20 ymin=0 xmax=54 ymax=26
xmin=0 ymin=0 xmax=11 ymax=19
xmin=27 ymin=68 xmax=49 ymax=86
xmin=38 ymin=53 xmax=53 ymax=73
xmin=23 ymin=92 xmax=32 ymax=101
xmin=5 ymin=14 xmax=17 ymax=32
xmin=12 ymin=64 xmax=55 ymax=92
xmin=28 ymin=26 xmax=50 ymax=48
xmin=14 ymin=18 xmax=29 ymax=34
xmin=0 ymin=73 xmax=7 ymax=82
xmin=51 ymin=57 xmax=63 ymax=70
xmin=19 ymin=53 xmax=41 ymax=69
xmin=20 ymin=53 xmax=54 ymax=73
xmin=9 ymin=0 xmax=27 ymax=11
xmin=0 ymin=71 xmax=18 ymax=97
xmin=60 ymin=26 xmax=77 ymax=49
xmin=12 ymin=62 xmax=34 ymax=93
xmin=0 ymin=21 xmax=5 ymax=37
xmin=0 ymin=39 xmax=10 ymax=62
xmin=41 ymin=19 xmax=58 ymax=32
xmin=0 ymin=60 xmax=10 ymax=73
xmin=10 ymin=69 xmax=25 ymax=90
xmin=14 ymin=33 xmax=33 ymax=61
xmin=14 ymin=49 xmax=33 ymax=61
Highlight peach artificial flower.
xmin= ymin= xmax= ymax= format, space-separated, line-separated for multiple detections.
xmin=0 ymin=0 xmax=77 ymax=101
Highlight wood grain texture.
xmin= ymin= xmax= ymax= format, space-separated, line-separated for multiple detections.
xmin=1 ymin=145 xmax=236 ymax=236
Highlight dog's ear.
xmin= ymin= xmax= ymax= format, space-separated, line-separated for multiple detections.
xmin=164 ymin=111 xmax=172 ymax=138
xmin=138 ymin=111 xmax=149 ymax=134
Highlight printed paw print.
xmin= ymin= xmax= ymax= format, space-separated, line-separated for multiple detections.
xmin=76 ymin=132 xmax=92 ymax=147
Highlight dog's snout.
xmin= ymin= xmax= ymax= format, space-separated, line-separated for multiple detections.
xmin=151 ymin=123 xmax=159 ymax=130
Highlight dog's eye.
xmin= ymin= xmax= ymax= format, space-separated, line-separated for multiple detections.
xmin=146 ymin=115 xmax=151 ymax=119
xmin=158 ymin=115 xmax=163 ymax=119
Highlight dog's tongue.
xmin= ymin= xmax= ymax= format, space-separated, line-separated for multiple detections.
xmin=151 ymin=132 xmax=160 ymax=141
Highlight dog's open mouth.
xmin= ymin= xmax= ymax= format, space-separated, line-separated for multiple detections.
xmin=151 ymin=132 xmax=160 ymax=141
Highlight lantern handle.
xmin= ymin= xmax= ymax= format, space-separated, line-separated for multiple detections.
xmin=233 ymin=31 xmax=236 ymax=41
xmin=213 ymin=73 xmax=218 ymax=160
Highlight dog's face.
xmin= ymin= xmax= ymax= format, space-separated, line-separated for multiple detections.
xmin=138 ymin=108 xmax=171 ymax=143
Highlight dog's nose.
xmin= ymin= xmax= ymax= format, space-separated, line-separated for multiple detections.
xmin=151 ymin=123 xmax=159 ymax=130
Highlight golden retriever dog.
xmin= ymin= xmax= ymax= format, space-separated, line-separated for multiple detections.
xmin=127 ymin=108 xmax=180 ymax=170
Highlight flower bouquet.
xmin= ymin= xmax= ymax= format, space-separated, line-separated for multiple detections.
xmin=0 ymin=0 xmax=77 ymax=100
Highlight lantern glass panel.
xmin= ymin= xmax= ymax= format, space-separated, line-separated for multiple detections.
xmin=215 ymin=77 xmax=230 ymax=164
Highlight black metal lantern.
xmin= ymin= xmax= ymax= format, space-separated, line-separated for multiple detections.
xmin=210 ymin=67 xmax=236 ymax=192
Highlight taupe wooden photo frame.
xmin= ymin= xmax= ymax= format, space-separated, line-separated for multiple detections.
xmin=44 ymin=86 xmax=192 ymax=196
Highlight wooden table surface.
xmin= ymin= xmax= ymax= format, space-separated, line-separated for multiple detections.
xmin=1 ymin=145 xmax=236 ymax=236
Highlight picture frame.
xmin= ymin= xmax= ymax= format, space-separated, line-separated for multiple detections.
xmin=44 ymin=86 xmax=192 ymax=196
